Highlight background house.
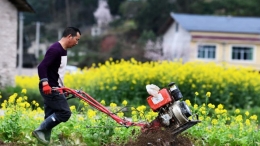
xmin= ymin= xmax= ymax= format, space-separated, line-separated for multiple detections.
xmin=160 ymin=13 xmax=260 ymax=70
xmin=0 ymin=0 xmax=34 ymax=87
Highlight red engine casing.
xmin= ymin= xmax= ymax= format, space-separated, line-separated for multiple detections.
xmin=147 ymin=88 xmax=173 ymax=111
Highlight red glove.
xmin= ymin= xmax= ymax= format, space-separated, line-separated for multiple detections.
xmin=43 ymin=84 xmax=52 ymax=94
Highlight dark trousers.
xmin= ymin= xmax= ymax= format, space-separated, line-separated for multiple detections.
xmin=39 ymin=89 xmax=71 ymax=122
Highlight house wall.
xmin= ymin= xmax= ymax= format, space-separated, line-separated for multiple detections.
xmin=0 ymin=0 xmax=18 ymax=87
xmin=162 ymin=23 xmax=191 ymax=61
xmin=189 ymin=31 xmax=260 ymax=70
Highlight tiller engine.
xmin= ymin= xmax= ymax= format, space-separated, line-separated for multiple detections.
xmin=54 ymin=82 xmax=200 ymax=136
xmin=145 ymin=82 xmax=200 ymax=136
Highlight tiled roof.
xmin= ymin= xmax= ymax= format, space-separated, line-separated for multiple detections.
xmin=171 ymin=13 xmax=260 ymax=34
xmin=9 ymin=0 xmax=34 ymax=13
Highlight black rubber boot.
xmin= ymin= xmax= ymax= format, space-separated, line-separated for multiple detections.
xmin=32 ymin=113 xmax=60 ymax=145
xmin=45 ymin=129 xmax=52 ymax=142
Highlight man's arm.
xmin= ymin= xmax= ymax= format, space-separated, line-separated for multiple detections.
xmin=38 ymin=48 xmax=58 ymax=94
xmin=38 ymin=48 xmax=58 ymax=82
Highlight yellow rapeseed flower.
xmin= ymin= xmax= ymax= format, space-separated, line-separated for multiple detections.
xmin=205 ymin=117 xmax=211 ymax=121
xmin=217 ymin=104 xmax=224 ymax=110
xmin=146 ymin=115 xmax=152 ymax=121
xmin=112 ymin=86 xmax=117 ymax=90
xmin=100 ymin=100 xmax=106 ymax=105
xmin=19 ymin=103 xmax=25 ymax=108
xmin=199 ymin=116 xmax=204 ymax=121
xmin=25 ymin=102 xmax=30 ymax=108
xmin=250 ymin=115 xmax=258 ymax=120
xmin=122 ymin=100 xmax=128 ymax=106
xmin=195 ymin=92 xmax=199 ymax=96
xmin=70 ymin=105 xmax=76 ymax=111
xmin=211 ymin=119 xmax=218 ymax=125
xmin=245 ymin=119 xmax=250 ymax=126
xmin=36 ymin=107 xmax=43 ymax=113
xmin=110 ymin=103 xmax=117 ymax=107
xmin=185 ymin=100 xmax=191 ymax=106
xmin=132 ymin=80 xmax=137 ymax=84
xmin=8 ymin=93 xmax=18 ymax=104
xmin=21 ymin=89 xmax=27 ymax=94
xmin=199 ymin=106 xmax=206 ymax=112
xmin=222 ymin=109 xmax=227 ymax=114
xmin=0 ymin=102 xmax=5 ymax=109
xmin=87 ymin=109 xmax=96 ymax=118
xmin=117 ymin=112 xmax=124 ymax=118
xmin=235 ymin=115 xmax=243 ymax=122
xmin=245 ymin=111 xmax=249 ymax=116
xmin=132 ymin=111 xmax=137 ymax=115
xmin=194 ymin=104 xmax=198 ymax=110
xmin=83 ymin=102 xmax=88 ymax=107
xmin=201 ymin=111 xmax=207 ymax=115
xmin=235 ymin=109 xmax=240 ymax=114
xmin=16 ymin=97 xmax=23 ymax=103
xmin=136 ymin=105 xmax=146 ymax=113
xmin=206 ymin=92 xmax=211 ymax=98
xmin=215 ymin=108 xmax=221 ymax=114
xmin=208 ymin=103 xmax=215 ymax=109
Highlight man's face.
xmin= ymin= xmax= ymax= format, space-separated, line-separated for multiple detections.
xmin=68 ymin=32 xmax=81 ymax=48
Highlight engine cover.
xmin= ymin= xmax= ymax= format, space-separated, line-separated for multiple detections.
xmin=147 ymin=88 xmax=173 ymax=111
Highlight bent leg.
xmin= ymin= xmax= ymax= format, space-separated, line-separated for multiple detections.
xmin=42 ymin=91 xmax=71 ymax=122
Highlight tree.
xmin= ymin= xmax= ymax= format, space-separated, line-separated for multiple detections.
xmin=107 ymin=0 xmax=126 ymax=16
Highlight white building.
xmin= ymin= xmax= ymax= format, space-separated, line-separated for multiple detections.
xmin=159 ymin=13 xmax=260 ymax=70
xmin=0 ymin=0 xmax=34 ymax=87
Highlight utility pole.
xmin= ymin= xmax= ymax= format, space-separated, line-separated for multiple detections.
xmin=35 ymin=21 xmax=40 ymax=59
xmin=18 ymin=12 xmax=24 ymax=75
xmin=58 ymin=29 xmax=62 ymax=40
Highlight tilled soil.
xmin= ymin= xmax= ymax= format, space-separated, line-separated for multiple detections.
xmin=124 ymin=128 xmax=193 ymax=146
xmin=0 ymin=129 xmax=193 ymax=146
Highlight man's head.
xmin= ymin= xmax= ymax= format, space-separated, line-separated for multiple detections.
xmin=61 ymin=27 xmax=81 ymax=49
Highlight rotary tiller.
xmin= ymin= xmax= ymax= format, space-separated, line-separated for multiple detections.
xmin=54 ymin=82 xmax=200 ymax=136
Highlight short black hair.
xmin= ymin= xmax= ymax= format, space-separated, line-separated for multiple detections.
xmin=62 ymin=27 xmax=81 ymax=37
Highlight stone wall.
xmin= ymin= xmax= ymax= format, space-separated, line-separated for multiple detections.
xmin=0 ymin=0 xmax=18 ymax=87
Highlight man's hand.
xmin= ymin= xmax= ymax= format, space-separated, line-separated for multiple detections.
xmin=42 ymin=83 xmax=52 ymax=94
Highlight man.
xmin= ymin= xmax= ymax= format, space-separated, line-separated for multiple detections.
xmin=32 ymin=27 xmax=81 ymax=145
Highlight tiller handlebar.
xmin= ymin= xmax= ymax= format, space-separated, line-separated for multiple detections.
xmin=54 ymin=87 xmax=148 ymax=128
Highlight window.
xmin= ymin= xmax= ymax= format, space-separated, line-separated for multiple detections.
xmin=232 ymin=46 xmax=253 ymax=61
xmin=197 ymin=45 xmax=216 ymax=59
